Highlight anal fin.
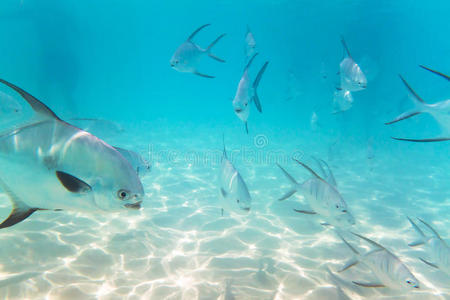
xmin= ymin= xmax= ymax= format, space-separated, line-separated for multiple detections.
xmin=194 ymin=71 xmax=215 ymax=78
xmin=293 ymin=209 xmax=316 ymax=215
xmin=352 ymin=281 xmax=385 ymax=288
xmin=419 ymin=257 xmax=439 ymax=269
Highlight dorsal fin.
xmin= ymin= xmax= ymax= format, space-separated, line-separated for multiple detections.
xmin=187 ymin=24 xmax=210 ymax=41
xmin=340 ymin=36 xmax=352 ymax=58
xmin=418 ymin=218 xmax=444 ymax=242
xmin=0 ymin=79 xmax=61 ymax=121
xmin=222 ymin=134 xmax=228 ymax=159
xmin=419 ymin=65 xmax=450 ymax=82
xmin=244 ymin=53 xmax=258 ymax=73
xmin=351 ymin=232 xmax=390 ymax=252
xmin=293 ymin=158 xmax=326 ymax=181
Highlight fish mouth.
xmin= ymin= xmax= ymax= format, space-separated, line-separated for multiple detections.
xmin=125 ymin=201 xmax=142 ymax=210
xmin=242 ymin=207 xmax=250 ymax=212
xmin=235 ymin=108 xmax=243 ymax=113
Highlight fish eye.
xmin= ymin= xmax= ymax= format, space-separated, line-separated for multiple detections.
xmin=117 ymin=189 xmax=130 ymax=200
xmin=335 ymin=204 xmax=339 ymax=209
xmin=237 ymin=199 xmax=240 ymax=203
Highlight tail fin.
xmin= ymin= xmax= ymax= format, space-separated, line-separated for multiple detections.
xmin=207 ymin=34 xmax=226 ymax=63
xmin=244 ymin=53 xmax=258 ymax=73
xmin=385 ymin=75 xmax=426 ymax=125
xmin=335 ymin=231 xmax=360 ymax=272
xmin=252 ymin=61 xmax=269 ymax=113
xmin=276 ymin=163 xmax=298 ymax=201
xmin=407 ymin=217 xmax=429 ymax=246
xmin=419 ymin=65 xmax=450 ymax=82
xmin=187 ymin=24 xmax=210 ymax=41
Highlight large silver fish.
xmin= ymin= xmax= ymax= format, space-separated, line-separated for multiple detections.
xmin=338 ymin=232 xmax=420 ymax=290
xmin=232 ymin=53 xmax=268 ymax=133
xmin=0 ymin=79 xmax=144 ymax=228
xmin=386 ymin=66 xmax=450 ymax=142
xmin=170 ymin=24 xmax=226 ymax=78
xmin=339 ymin=37 xmax=367 ymax=92
xmin=276 ymin=159 xmax=354 ymax=228
xmin=219 ymin=136 xmax=251 ymax=215
xmin=407 ymin=217 xmax=450 ymax=275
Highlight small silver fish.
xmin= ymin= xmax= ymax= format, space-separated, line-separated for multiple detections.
xmin=114 ymin=147 xmax=151 ymax=177
xmin=310 ymin=111 xmax=319 ymax=131
xmin=339 ymin=37 xmax=367 ymax=92
xmin=232 ymin=53 xmax=268 ymax=133
xmin=219 ymin=136 xmax=251 ymax=214
xmin=0 ymin=79 xmax=144 ymax=228
xmin=332 ymin=88 xmax=353 ymax=114
xmin=245 ymin=25 xmax=256 ymax=61
xmin=277 ymin=159 xmax=355 ymax=228
xmin=170 ymin=24 xmax=226 ymax=78
xmin=337 ymin=232 xmax=420 ymax=290
xmin=407 ymin=217 xmax=450 ymax=275
xmin=386 ymin=67 xmax=450 ymax=142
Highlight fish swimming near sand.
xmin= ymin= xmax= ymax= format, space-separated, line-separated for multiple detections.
xmin=232 ymin=53 xmax=268 ymax=133
xmin=339 ymin=37 xmax=367 ymax=92
xmin=276 ymin=159 xmax=355 ymax=228
xmin=337 ymin=232 xmax=420 ymax=290
xmin=170 ymin=24 xmax=226 ymax=78
xmin=407 ymin=217 xmax=450 ymax=274
xmin=332 ymin=88 xmax=353 ymax=114
xmin=0 ymin=79 xmax=144 ymax=228
xmin=219 ymin=136 xmax=251 ymax=215
xmin=114 ymin=147 xmax=151 ymax=177
xmin=386 ymin=67 xmax=450 ymax=142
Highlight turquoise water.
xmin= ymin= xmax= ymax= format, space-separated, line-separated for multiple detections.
xmin=0 ymin=0 xmax=449 ymax=299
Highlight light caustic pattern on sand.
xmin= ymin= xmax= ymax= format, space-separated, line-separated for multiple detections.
xmin=0 ymin=129 xmax=448 ymax=300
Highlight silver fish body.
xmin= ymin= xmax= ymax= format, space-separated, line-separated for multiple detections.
xmin=277 ymin=160 xmax=355 ymax=228
xmin=0 ymin=79 xmax=144 ymax=228
xmin=339 ymin=57 xmax=367 ymax=92
xmin=219 ymin=157 xmax=251 ymax=213
xmin=300 ymin=177 xmax=354 ymax=227
xmin=333 ymin=89 xmax=353 ymax=113
xmin=338 ymin=233 xmax=420 ymax=290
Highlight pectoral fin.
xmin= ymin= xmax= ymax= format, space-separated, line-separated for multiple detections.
xmin=352 ymin=281 xmax=385 ymax=288
xmin=56 ymin=171 xmax=92 ymax=193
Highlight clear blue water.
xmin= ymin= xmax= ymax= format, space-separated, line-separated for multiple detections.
xmin=0 ymin=0 xmax=449 ymax=299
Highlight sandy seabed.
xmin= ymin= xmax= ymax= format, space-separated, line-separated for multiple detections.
xmin=0 ymin=123 xmax=448 ymax=300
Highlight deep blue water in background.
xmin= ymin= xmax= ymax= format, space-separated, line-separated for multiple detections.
xmin=0 ymin=1 xmax=449 ymax=160
xmin=0 ymin=1 xmax=449 ymax=298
